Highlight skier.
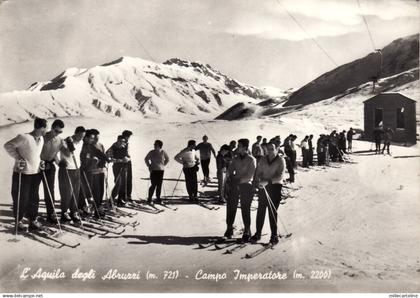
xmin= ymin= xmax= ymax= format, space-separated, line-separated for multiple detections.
xmin=308 ymin=135 xmax=314 ymax=166
xmin=284 ymin=134 xmax=297 ymax=168
xmin=91 ymin=129 xmax=108 ymax=209
xmin=251 ymin=136 xmax=264 ymax=163
xmin=316 ymin=135 xmax=325 ymax=166
xmin=122 ymin=130 xmax=133 ymax=201
xmin=80 ymin=129 xmax=108 ymax=214
xmin=174 ymin=140 xmax=200 ymax=201
xmin=346 ymin=128 xmax=355 ymax=152
xmin=196 ymin=135 xmax=216 ymax=184
xmin=373 ymin=127 xmax=383 ymax=154
xmin=215 ymin=144 xmax=230 ymax=203
xmin=338 ymin=130 xmax=347 ymax=154
xmin=224 ymin=138 xmax=256 ymax=242
xmin=106 ymin=135 xmax=131 ymax=207
xmin=58 ymin=126 xmax=85 ymax=226
xmin=261 ymin=138 xmax=268 ymax=156
xmin=4 ymin=117 xmax=47 ymax=231
xmin=251 ymin=142 xmax=285 ymax=245
xmin=40 ymin=119 xmax=65 ymax=224
xmin=382 ymin=127 xmax=394 ymax=155
xmin=144 ymin=140 xmax=170 ymax=204
xmin=300 ymin=136 xmax=309 ymax=168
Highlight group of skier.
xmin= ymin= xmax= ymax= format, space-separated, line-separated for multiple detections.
xmin=4 ymin=117 xmax=135 ymax=232
xmin=4 ymin=117 xmax=359 ymax=246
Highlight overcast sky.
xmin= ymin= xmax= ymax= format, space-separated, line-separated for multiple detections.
xmin=0 ymin=0 xmax=418 ymax=93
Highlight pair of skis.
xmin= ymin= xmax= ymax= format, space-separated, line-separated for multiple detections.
xmin=27 ymin=226 xmax=81 ymax=249
xmin=137 ymin=199 xmax=178 ymax=211
xmin=244 ymin=234 xmax=293 ymax=259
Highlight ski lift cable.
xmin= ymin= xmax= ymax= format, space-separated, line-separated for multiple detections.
xmin=274 ymin=0 xmax=338 ymax=67
xmin=122 ymin=22 xmax=157 ymax=62
xmin=356 ymin=0 xmax=377 ymax=51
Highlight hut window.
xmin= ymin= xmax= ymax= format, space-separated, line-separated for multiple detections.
xmin=396 ymin=107 xmax=405 ymax=129
xmin=374 ymin=108 xmax=383 ymax=127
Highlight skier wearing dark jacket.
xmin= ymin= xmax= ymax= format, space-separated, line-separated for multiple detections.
xmin=79 ymin=129 xmax=109 ymax=213
xmin=106 ymin=135 xmax=131 ymax=206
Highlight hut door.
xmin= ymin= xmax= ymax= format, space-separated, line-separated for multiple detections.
xmin=374 ymin=108 xmax=383 ymax=127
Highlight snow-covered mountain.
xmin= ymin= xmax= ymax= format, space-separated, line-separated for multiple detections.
xmin=0 ymin=57 xmax=273 ymax=126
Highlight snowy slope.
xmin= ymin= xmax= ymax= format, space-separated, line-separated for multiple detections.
xmin=0 ymin=117 xmax=418 ymax=292
xmin=0 ymin=57 xmax=272 ymax=126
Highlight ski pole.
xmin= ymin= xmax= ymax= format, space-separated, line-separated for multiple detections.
xmin=42 ymin=171 xmax=63 ymax=235
xmin=64 ymin=167 xmax=85 ymax=229
xmin=82 ymin=171 xmax=104 ymax=224
xmin=70 ymin=152 xmax=91 ymax=214
xmin=14 ymin=171 xmax=22 ymax=241
xmin=170 ymin=168 xmax=183 ymax=198
xmin=124 ymin=165 xmax=128 ymax=201
xmin=105 ymin=164 xmax=114 ymax=209
xmin=263 ymin=185 xmax=292 ymax=238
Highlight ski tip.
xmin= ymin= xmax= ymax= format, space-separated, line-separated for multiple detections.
xmin=245 ymin=254 xmax=252 ymax=259
xmin=225 ymin=250 xmax=232 ymax=254
xmin=198 ymin=244 xmax=206 ymax=249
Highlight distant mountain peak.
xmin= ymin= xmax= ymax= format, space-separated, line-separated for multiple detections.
xmin=0 ymin=56 xmax=273 ymax=126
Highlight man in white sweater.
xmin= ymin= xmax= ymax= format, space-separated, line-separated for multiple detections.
xmin=224 ymin=138 xmax=256 ymax=242
xmin=58 ymin=126 xmax=86 ymax=226
xmin=252 ymin=142 xmax=286 ymax=245
xmin=40 ymin=119 xmax=65 ymax=224
xmin=4 ymin=118 xmax=47 ymax=231
xmin=174 ymin=140 xmax=200 ymax=201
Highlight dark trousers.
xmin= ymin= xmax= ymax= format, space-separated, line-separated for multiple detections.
xmin=255 ymin=184 xmax=282 ymax=237
xmin=382 ymin=141 xmax=390 ymax=154
xmin=317 ymin=149 xmax=325 ymax=165
xmin=301 ymin=148 xmax=309 ymax=167
xmin=41 ymin=163 xmax=56 ymax=216
xmin=285 ymin=150 xmax=297 ymax=168
xmin=149 ymin=170 xmax=164 ymax=200
xmin=308 ymin=148 xmax=314 ymax=166
xmin=58 ymin=168 xmax=80 ymax=214
xmin=112 ymin=164 xmax=127 ymax=201
xmin=126 ymin=161 xmax=133 ymax=198
xmin=348 ymin=140 xmax=353 ymax=151
xmin=284 ymin=156 xmax=295 ymax=182
xmin=183 ymin=166 xmax=198 ymax=199
xmin=11 ymin=172 xmax=41 ymax=221
xmin=374 ymin=139 xmax=381 ymax=153
xmin=91 ymin=173 xmax=105 ymax=207
xmin=201 ymin=159 xmax=210 ymax=179
xmin=226 ymin=183 xmax=253 ymax=235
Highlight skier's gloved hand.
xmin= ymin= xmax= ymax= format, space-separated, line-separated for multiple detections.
xmin=65 ymin=137 xmax=76 ymax=152
xmin=39 ymin=160 xmax=46 ymax=171
xmin=17 ymin=159 xmax=26 ymax=171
